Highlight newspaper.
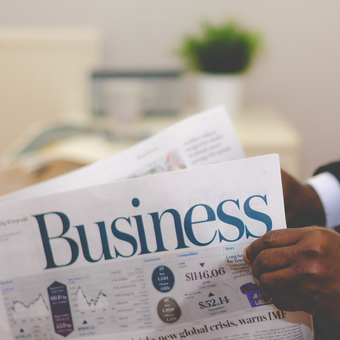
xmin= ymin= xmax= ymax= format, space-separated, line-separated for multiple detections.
xmin=0 ymin=106 xmax=244 ymax=203
xmin=0 ymin=107 xmax=313 ymax=339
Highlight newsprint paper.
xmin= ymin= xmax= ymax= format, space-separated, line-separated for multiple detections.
xmin=0 ymin=106 xmax=244 ymax=203
xmin=0 ymin=108 xmax=313 ymax=339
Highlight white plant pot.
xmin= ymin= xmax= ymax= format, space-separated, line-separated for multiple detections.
xmin=197 ymin=74 xmax=244 ymax=119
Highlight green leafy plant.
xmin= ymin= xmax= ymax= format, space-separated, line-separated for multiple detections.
xmin=178 ymin=21 xmax=262 ymax=74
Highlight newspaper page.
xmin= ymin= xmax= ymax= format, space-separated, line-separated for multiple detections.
xmin=0 ymin=154 xmax=313 ymax=340
xmin=0 ymin=106 xmax=245 ymax=203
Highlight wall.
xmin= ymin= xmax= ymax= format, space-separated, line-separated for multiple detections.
xmin=1 ymin=0 xmax=340 ymax=178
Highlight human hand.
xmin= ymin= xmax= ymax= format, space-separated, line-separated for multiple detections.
xmin=281 ymin=170 xmax=325 ymax=228
xmin=243 ymin=227 xmax=340 ymax=324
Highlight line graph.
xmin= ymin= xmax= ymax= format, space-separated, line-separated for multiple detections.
xmin=9 ymin=292 xmax=50 ymax=319
xmin=76 ymin=285 xmax=109 ymax=310
xmin=1 ymin=269 xmax=115 ymax=338
xmin=11 ymin=293 xmax=49 ymax=312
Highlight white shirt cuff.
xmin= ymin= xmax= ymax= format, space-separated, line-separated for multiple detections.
xmin=306 ymin=172 xmax=340 ymax=228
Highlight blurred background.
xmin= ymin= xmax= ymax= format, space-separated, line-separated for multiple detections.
xmin=0 ymin=0 xmax=339 ymax=194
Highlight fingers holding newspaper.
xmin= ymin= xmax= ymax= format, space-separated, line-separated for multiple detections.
xmin=243 ymin=227 xmax=340 ymax=325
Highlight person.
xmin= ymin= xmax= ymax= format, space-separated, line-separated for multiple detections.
xmin=283 ymin=162 xmax=340 ymax=229
xmin=243 ymin=162 xmax=340 ymax=339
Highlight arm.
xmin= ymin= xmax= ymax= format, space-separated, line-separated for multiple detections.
xmin=282 ymin=161 xmax=340 ymax=228
xmin=281 ymin=170 xmax=325 ymax=228
xmin=314 ymin=161 xmax=340 ymax=179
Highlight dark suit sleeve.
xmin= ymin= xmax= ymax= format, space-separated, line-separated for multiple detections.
xmin=313 ymin=161 xmax=340 ymax=182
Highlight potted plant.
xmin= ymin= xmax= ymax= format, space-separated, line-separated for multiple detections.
xmin=178 ymin=20 xmax=262 ymax=118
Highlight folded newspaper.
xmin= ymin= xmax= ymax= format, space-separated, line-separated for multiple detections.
xmin=0 ymin=106 xmax=313 ymax=339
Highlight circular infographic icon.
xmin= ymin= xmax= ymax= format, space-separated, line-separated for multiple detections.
xmin=157 ymin=297 xmax=181 ymax=323
xmin=152 ymin=266 xmax=175 ymax=293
